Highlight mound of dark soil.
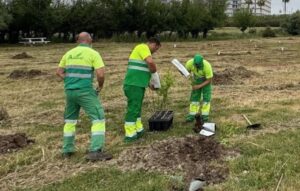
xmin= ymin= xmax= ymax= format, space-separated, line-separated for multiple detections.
xmin=0 ymin=107 xmax=9 ymax=121
xmin=8 ymin=69 xmax=43 ymax=79
xmin=0 ymin=133 xmax=34 ymax=154
xmin=214 ymin=66 xmax=257 ymax=85
xmin=117 ymin=135 xmax=235 ymax=186
xmin=12 ymin=52 xmax=33 ymax=59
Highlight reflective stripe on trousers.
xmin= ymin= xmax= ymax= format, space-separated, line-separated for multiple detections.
xmin=189 ymin=102 xmax=200 ymax=115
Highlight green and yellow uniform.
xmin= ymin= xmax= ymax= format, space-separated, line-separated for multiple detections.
xmin=59 ymin=44 xmax=106 ymax=154
xmin=123 ymin=43 xmax=151 ymax=141
xmin=186 ymin=58 xmax=213 ymax=122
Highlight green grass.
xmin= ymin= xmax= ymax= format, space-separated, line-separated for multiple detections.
xmin=209 ymin=128 xmax=300 ymax=191
xmin=35 ymin=168 xmax=184 ymax=191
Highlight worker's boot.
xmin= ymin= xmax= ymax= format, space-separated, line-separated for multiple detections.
xmin=186 ymin=114 xmax=195 ymax=122
xmin=62 ymin=152 xmax=74 ymax=159
xmin=124 ymin=136 xmax=138 ymax=143
xmin=193 ymin=114 xmax=204 ymax=133
xmin=86 ymin=150 xmax=113 ymax=162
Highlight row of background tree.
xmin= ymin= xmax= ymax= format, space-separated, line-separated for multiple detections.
xmin=0 ymin=0 xmax=299 ymax=43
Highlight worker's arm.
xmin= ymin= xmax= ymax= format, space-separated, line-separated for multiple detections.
xmin=95 ymin=67 xmax=105 ymax=91
xmin=145 ymin=56 xmax=157 ymax=73
xmin=192 ymin=78 xmax=212 ymax=90
xmin=56 ymin=67 xmax=65 ymax=79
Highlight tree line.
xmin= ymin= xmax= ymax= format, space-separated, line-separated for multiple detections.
xmin=0 ymin=0 xmax=228 ymax=43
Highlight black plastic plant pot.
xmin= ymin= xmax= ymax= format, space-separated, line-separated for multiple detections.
xmin=148 ymin=111 xmax=174 ymax=131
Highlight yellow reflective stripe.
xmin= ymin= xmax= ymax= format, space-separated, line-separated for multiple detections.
xmin=65 ymin=73 xmax=92 ymax=78
xmin=64 ymin=123 xmax=76 ymax=133
xmin=136 ymin=118 xmax=143 ymax=132
xmin=124 ymin=122 xmax=137 ymax=137
xmin=91 ymin=121 xmax=105 ymax=132
xmin=189 ymin=102 xmax=200 ymax=115
xmin=202 ymin=102 xmax=211 ymax=115
xmin=128 ymin=65 xmax=150 ymax=72
xmin=128 ymin=59 xmax=147 ymax=65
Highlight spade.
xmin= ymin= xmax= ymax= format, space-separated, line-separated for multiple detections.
xmin=242 ymin=114 xmax=261 ymax=129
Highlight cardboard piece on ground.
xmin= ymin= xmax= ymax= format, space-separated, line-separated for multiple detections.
xmin=199 ymin=123 xmax=216 ymax=137
xmin=171 ymin=59 xmax=190 ymax=78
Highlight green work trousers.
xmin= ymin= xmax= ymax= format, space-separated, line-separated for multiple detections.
xmin=63 ymin=88 xmax=105 ymax=153
xmin=189 ymin=80 xmax=212 ymax=122
xmin=123 ymin=85 xmax=145 ymax=139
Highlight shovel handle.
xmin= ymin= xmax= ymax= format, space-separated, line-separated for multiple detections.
xmin=242 ymin=114 xmax=252 ymax=125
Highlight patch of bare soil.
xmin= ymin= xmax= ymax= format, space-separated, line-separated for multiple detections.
xmin=214 ymin=66 xmax=258 ymax=85
xmin=0 ymin=133 xmax=34 ymax=154
xmin=8 ymin=69 xmax=44 ymax=79
xmin=12 ymin=52 xmax=33 ymax=59
xmin=117 ymin=135 xmax=236 ymax=186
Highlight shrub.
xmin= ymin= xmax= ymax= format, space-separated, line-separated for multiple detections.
xmin=248 ymin=28 xmax=257 ymax=34
xmin=281 ymin=11 xmax=300 ymax=35
xmin=155 ymin=72 xmax=174 ymax=110
xmin=262 ymin=27 xmax=276 ymax=37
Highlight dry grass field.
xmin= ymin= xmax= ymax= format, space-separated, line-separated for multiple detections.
xmin=0 ymin=37 xmax=300 ymax=191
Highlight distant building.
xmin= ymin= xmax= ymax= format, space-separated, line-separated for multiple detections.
xmin=226 ymin=0 xmax=271 ymax=16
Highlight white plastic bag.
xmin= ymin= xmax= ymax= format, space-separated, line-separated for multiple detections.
xmin=150 ymin=72 xmax=161 ymax=89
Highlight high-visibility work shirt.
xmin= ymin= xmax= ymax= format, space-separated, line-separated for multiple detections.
xmin=123 ymin=43 xmax=151 ymax=88
xmin=58 ymin=44 xmax=105 ymax=90
xmin=185 ymin=59 xmax=213 ymax=84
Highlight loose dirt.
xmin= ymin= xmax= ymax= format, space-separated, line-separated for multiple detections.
xmin=8 ymin=69 xmax=44 ymax=79
xmin=117 ymin=135 xmax=236 ymax=186
xmin=0 ymin=133 xmax=34 ymax=154
xmin=12 ymin=52 xmax=33 ymax=59
xmin=214 ymin=66 xmax=258 ymax=85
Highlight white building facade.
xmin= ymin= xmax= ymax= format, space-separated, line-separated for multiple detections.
xmin=226 ymin=0 xmax=271 ymax=16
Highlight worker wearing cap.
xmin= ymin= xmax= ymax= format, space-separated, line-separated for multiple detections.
xmin=123 ymin=37 xmax=161 ymax=142
xmin=56 ymin=32 xmax=112 ymax=161
xmin=185 ymin=54 xmax=213 ymax=122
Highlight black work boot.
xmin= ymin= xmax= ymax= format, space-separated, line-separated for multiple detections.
xmin=193 ymin=113 xmax=204 ymax=133
xmin=86 ymin=150 xmax=113 ymax=162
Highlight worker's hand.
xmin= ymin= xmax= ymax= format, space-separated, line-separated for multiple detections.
xmin=192 ymin=84 xmax=202 ymax=90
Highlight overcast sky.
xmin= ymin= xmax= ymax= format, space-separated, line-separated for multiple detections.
xmin=272 ymin=0 xmax=300 ymax=14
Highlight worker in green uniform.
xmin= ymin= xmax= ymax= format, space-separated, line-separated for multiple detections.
xmin=185 ymin=54 xmax=213 ymax=122
xmin=56 ymin=32 xmax=112 ymax=161
xmin=123 ymin=37 xmax=161 ymax=142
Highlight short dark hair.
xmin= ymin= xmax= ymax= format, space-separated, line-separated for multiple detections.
xmin=148 ymin=37 xmax=161 ymax=46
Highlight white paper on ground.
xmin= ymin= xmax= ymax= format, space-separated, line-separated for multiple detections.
xmin=171 ymin=59 xmax=190 ymax=78
xmin=150 ymin=72 xmax=161 ymax=89
xmin=199 ymin=123 xmax=216 ymax=137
